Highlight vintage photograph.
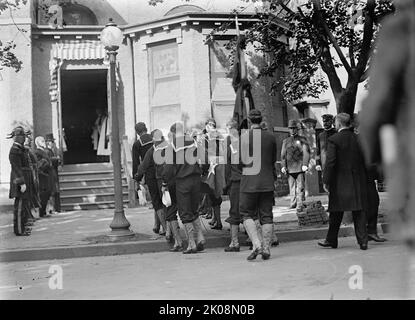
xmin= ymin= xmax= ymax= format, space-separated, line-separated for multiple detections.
xmin=0 ymin=0 xmax=414 ymax=303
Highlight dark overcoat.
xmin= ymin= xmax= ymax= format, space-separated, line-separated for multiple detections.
xmin=240 ymin=128 xmax=277 ymax=193
xmin=9 ymin=143 xmax=33 ymax=200
xmin=323 ymin=129 xmax=368 ymax=212
xmin=316 ymin=128 xmax=337 ymax=169
xmin=34 ymin=148 xmax=52 ymax=194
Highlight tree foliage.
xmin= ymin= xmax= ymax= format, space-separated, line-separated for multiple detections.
xmin=0 ymin=0 xmax=28 ymax=72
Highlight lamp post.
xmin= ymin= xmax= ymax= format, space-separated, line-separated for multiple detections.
xmin=101 ymin=19 xmax=134 ymax=239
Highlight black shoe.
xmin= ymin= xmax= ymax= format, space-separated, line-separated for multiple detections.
xmin=152 ymin=227 xmax=160 ymax=234
xmin=261 ymin=249 xmax=271 ymax=260
xmin=247 ymin=248 xmax=262 ymax=261
xmin=205 ymin=212 xmax=212 ymax=220
xmin=208 ymin=220 xmax=216 ymax=226
xmin=169 ymin=245 xmax=183 ymax=252
xmin=368 ymin=234 xmax=387 ymax=242
xmin=360 ymin=243 xmax=368 ymax=250
xmin=318 ymin=240 xmax=338 ymax=249
xmin=196 ymin=242 xmax=205 ymax=252
xmin=224 ymin=246 xmax=240 ymax=252
xmin=271 ymin=240 xmax=280 ymax=247
xmin=183 ymin=248 xmax=198 ymax=254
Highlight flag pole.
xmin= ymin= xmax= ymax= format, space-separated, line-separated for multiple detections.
xmin=235 ymin=12 xmax=240 ymax=36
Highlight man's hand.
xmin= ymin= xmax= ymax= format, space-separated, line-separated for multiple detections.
xmin=20 ymin=184 xmax=27 ymax=193
xmin=281 ymin=167 xmax=287 ymax=174
xmin=315 ymin=165 xmax=322 ymax=172
xmin=302 ymin=165 xmax=308 ymax=172
xmin=323 ymin=184 xmax=329 ymax=193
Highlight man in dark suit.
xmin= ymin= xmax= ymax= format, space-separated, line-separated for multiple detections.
xmin=281 ymin=120 xmax=310 ymax=210
xmin=318 ymin=113 xmax=369 ymax=250
xmin=8 ymin=127 xmax=33 ymax=236
xmin=316 ymin=114 xmax=336 ymax=173
xmin=240 ymin=109 xmax=277 ymax=261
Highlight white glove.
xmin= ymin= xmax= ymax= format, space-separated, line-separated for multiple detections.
xmin=20 ymin=184 xmax=27 ymax=193
xmin=281 ymin=167 xmax=287 ymax=174
xmin=315 ymin=165 xmax=322 ymax=171
xmin=302 ymin=165 xmax=308 ymax=172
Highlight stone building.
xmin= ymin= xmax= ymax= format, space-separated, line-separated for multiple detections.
xmin=1 ymin=0 xmax=293 ymax=209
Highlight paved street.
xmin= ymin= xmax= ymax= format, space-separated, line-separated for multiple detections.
xmin=1 ymin=237 xmax=412 ymax=300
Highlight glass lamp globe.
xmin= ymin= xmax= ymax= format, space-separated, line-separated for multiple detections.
xmin=100 ymin=20 xmax=123 ymax=49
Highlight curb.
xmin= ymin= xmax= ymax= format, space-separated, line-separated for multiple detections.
xmin=0 ymin=223 xmax=389 ymax=263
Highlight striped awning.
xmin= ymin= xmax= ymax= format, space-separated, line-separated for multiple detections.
xmin=51 ymin=40 xmax=106 ymax=60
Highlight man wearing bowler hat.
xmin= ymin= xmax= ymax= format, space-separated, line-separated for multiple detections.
xmin=45 ymin=133 xmax=61 ymax=213
xmin=7 ymin=127 xmax=32 ymax=236
xmin=316 ymin=114 xmax=336 ymax=174
xmin=281 ymin=120 xmax=310 ymax=210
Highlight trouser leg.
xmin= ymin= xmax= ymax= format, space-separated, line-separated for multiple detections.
xmin=13 ymin=198 xmax=24 ymax=235
xmin=261 ymin=224 xmax=274 ymax=259
xmin=54 ymin=192 xmax=61 ymax=212
xmin=192 ymin=216 xmax=206 ymax=245
xmin=229 ymin=224 xmax=239 ymax=247
xmin=288 ymin=174 xmax=297 ymax=208
xmin=168 ymin=220 xmax=183 ymax=248
xmin=326 ymin=211 xmax=343 ymax=245
xmin=183 ymin=222 xmax=196 ymax=252
xmin=296 ymin=173 xmax=305 ymax=208
xmin=39 ymin=191 xmax=50 ymax=217
xmin=352 ymin=210 xmax=368 ymax=245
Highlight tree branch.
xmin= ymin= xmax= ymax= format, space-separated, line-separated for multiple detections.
xmin=359 ymin=67 xmax=370 ymax=82
xmin=349 ymin=30 xmax=356 ymax=68
xmin=356 ymin=0 xmax=376 ymax=75
xmin=311 ymin=0 xmax=353 ymax=76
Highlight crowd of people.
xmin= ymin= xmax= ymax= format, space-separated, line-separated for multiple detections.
xmin=131 ymin=109 xmax=387 ymax=260
xmin=7 ymin=108 xmax=386 ymax=259
xmin=8 ymin=127 xmax=61 ymax=236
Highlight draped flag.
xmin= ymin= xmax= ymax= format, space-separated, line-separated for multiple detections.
xmin=232 ymin=34 xmax=255 ymax=131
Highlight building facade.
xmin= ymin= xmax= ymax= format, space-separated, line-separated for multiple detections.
xmin=1 ymin=0 xmax=290 ymax=189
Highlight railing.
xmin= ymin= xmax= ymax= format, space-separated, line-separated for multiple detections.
xmin=121 ymin=135 xmax=137 ymax=207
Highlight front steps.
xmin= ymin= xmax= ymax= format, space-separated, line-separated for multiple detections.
xmin=59 ymin=163 xmax=129 ymax=211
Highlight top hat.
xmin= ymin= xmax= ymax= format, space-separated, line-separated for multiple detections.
xmin=322 ymin=114 xmax=334 ymax=121
xmin=6 ymin=126 xmax=26 ymax=139
xmin=288 ymin=120 xmax=299 ymax=128
xmin=45 ymin=133 xmax=55 ymax=141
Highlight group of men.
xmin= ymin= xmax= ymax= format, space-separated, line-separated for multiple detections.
xmin=131 ymin=109 xmax=280 ymax=260
xmin=8 ymin=127 xmax=61 ymax=236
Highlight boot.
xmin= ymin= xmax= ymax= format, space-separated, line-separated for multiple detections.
xmin=192 ymin=217 xmax=206 ymax=251
xmin=254 ymin=219 xmax=263 ymax=244
xmin=225 ymin=224 xmax=240 ymax=252
xmin=153 ymin=210 xmax=160 ymax=234
xmin=168 ymin=220 xmax=183 ymax=252
xmin=261 ymin=224 xmax=274 ymax=260
xmin=211 ymin=206 xmax=223 ymax=230
xmin=156 ymin=208 xmax=167 ymax=236
xmin=183 ymin=223 xmax=197 ymax=254
xmin=243 ymin=219 xmax=262 ymax=261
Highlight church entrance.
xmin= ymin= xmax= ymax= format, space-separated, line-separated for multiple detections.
xmin=61 ymin=69 xmax=109 ymax=164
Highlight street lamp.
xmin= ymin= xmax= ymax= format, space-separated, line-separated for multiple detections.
xmin=101 ymin=19 xmax=134 ymax=239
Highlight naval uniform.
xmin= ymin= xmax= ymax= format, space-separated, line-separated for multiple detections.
xmin=9 ymin=142 xmax=32 ymax=235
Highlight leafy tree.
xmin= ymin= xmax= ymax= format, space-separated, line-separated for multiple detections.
xmin=0 ymin=0 xmax=28 ymax=72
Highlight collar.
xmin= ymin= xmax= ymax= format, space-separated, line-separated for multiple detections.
xmin=13 ymin=142 xmax=24 ymax=148
xmin=339 ymin=127 xmax=349 ymax=132
xmin=251 ymin=124 xmax=261 ymax=129
xmin=138 ymin=134 xmax=153 ymax=146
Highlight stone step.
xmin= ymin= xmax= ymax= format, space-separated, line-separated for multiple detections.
xmin=61 ymin=192 xmax=129 ymax=204
xmin=60 ymin=185 xmax=129 ymax=196
xmin=59 ymin=178 xmax=127 ymax=189
xmin=60 ymin=163 xmax=113 ymax=173
xmin=61 ymin=200 xmax=129 ymax=211
xmin=59 ymin=171 xmax=117 ymax=181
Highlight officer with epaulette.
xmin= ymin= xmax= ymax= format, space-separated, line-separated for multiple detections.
xmin=7 ymin=127 xmax=33 ymax=236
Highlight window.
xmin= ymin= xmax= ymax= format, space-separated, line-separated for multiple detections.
xmin=148 ymin=41 xmax=181 ymax=134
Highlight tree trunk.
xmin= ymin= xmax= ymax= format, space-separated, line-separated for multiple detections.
xmin=335 ymin=83 xmax=358 ymax=116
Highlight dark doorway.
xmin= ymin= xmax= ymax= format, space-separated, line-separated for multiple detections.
xmin=61 ymin=69 xmax=109 ymax=164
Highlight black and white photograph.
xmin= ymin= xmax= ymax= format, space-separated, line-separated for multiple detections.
xmin=0 ymin=0 xmax=414 ymax=306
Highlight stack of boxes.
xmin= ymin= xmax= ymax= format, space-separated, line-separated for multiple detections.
xmin=296 ymin=201 xmax=329 ymax=227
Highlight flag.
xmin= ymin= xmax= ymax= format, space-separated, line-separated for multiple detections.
xmin=232 ymin=34 xmax=255 ymax=131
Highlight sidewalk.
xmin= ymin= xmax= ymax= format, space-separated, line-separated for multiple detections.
xmin=0 ymin=193 xmax=389 ymax=262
